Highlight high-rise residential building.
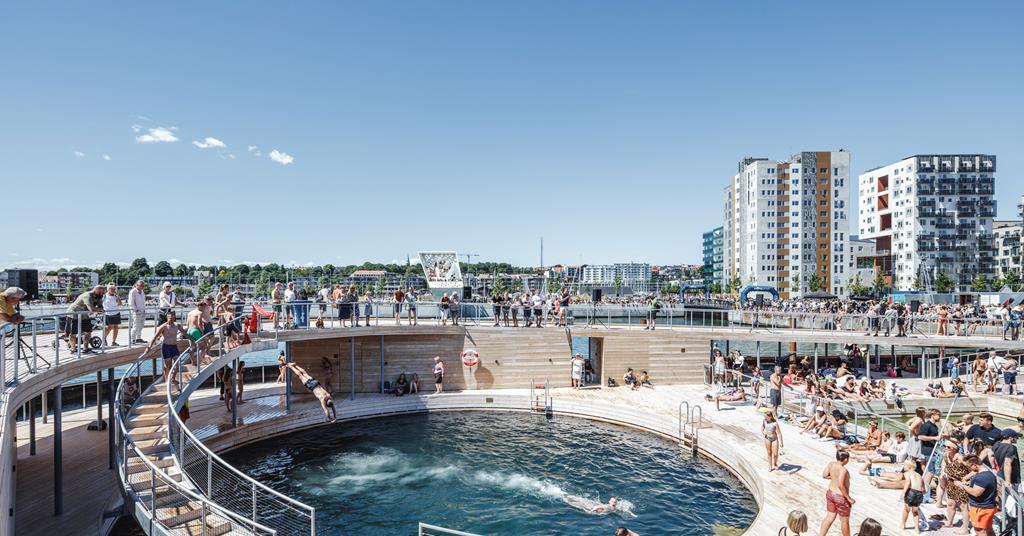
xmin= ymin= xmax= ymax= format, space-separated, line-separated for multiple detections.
xmin=702 ymin=227 xmax=723 ymax=287
xmin=858 ymin=154 xmax=997 ymax=292
xmin=581 ymin=263 xmax=653 ymax=294
xmin=722 ymin=151 xmax=851 ymax=298
xmin=847 ymin=235 xmax=876 ymax=292
xmin=994 ymin=220 xmax=1022 ymax=282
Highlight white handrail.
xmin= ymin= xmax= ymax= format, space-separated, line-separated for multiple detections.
xmin=113 ymin=348 xmax=279 ymax=535
xmin=164 ymin=312 xmax=316 ymax=534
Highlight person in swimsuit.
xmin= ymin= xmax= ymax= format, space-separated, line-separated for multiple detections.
xmin=285 ymin=362 xmax=337 ymax=422
xmin=706 ymin=386 xmax=746 ymax=411
xmin=433 ymin=356 xmax=445 ymax=394
xmin=763 ymin=411 xmax=783 ymax=471
xmin=818 ymin=450 xmax=855 ymax=536
xmin=589 ymin=497 xmax=618 ymax=513
xmin=146 ymin=310 xmax=188 ymax=384
xmin=769 ymin=366 xmax=783 ymax=415
xmin=900 ymin=459 xmax=925 ymax=532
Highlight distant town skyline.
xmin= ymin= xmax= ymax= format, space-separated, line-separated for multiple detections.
xmin=3 ymin=2 xmax=1021 ymax=268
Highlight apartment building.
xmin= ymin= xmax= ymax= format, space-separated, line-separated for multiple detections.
xmin=581 ymin=263 xmax=653 ymax=294
xmin=847 ymin=235 xmax=876 ymax=290
xmin=723 ymin=151 xmax=851 ymax=298
xmin=994 ymin=220 xmax=1022 ymax=281
xmin=858 ymin=154 xmax=997 ymax=291
xmin=702 ymin=227 xmax=724 ymax=286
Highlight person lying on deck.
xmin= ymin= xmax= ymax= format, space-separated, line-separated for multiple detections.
xmin=706 ymin=386 xmax=746 ymax=410
xmin=286 ymin=363 xmax=337 ymax=422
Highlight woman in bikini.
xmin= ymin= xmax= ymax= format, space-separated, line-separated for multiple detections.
xmin=762 ymin=411 xmax=783 ymax=471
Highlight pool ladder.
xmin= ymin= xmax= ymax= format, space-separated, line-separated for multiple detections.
xmin=678 ymin=402 xmax=703 ymax=455
xmin=530 ymin=379 xmax=552 ymax=417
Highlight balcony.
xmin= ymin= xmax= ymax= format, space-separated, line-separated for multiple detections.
xmin=957 ymin=181 xmax=978 ymax=195
xmin=979 ymin=176 xmax=994 ymax=186
xmin=935 ymin=219 xmax=956 ymax=229
xmin=978 ymin=186 xmax=995 ymax=195
xmin=919 ymin=208 xmax=938 ymax=218
xmin=936 ymin=255 xmax=956 ymax=264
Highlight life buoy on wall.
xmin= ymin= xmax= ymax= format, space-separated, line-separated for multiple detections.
xmin=462 ymin=349 xmax=480 ymax=367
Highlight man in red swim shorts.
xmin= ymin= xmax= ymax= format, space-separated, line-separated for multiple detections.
xmin=819 ymin=450 xmax=855 ymax=536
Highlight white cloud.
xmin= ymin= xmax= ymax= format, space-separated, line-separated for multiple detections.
xmin=73 ymin=151 xmax=85 ymax=158
xmin=192 ymin=137 xmax=226 ymax=149
xmin=135 ymin=126 xmax=179 ymax=143
xmin=130 ymin=114 xmax=151 ymax=122
xmin=228 ymin=153 xmax=236 ymax=159
xmin=101 ymin=154 xmax=112 ymax=161
xmin=131 ymin=124 xmax=143 ymax=133
xmin=248 ymin=145 xmax=262 ymax=157
xmin=269 ymin=149 xmax=294 ymax=166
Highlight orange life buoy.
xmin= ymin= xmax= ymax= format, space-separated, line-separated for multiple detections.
xmin=462 ymin=349 xmax=480 ymax=367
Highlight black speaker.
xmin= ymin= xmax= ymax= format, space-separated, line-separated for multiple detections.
xmin=591 ymin=288 xmax=602 ymax=303
xmin=6 ymin=269 xmax=39 ymax=300
xmin=462 ymin=286 xmax=472 ymax=300
xmin=910 ymin=300 xmax=920 ymax=312
xmin=755 ymin=294 xmax=764 ymax=307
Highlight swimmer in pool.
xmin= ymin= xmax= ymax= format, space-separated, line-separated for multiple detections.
xmin=590 ymin=497 xmax=618 ymax=513
xmin=286 ymin=363 xmax=337 ymax=422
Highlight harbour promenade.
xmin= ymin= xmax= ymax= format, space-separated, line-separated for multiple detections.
xmin=4 ymin=304 xmax=1024 ymax=535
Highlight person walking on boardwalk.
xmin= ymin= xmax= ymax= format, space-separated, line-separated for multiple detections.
xmin=818 ymin=450 xmax=855 ymax=536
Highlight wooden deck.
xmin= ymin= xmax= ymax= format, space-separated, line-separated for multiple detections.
xmin=13 ymin=406 xmax=120 ymax=536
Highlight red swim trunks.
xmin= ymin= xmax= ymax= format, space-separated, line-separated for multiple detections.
xmin=825 ymin=490 xmax=852 ymax=517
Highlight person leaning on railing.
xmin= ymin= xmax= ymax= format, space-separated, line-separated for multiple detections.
xmin=0 ymin=287 xmax=27 ymax=333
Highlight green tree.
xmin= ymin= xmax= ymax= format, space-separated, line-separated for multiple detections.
xmin=373 ymin=277 xmax=386 ymax=297
xmin=197 ymin=280 xmax=212 ymax=299
xmin=999 ymin=271 xmax=1021 ymax=292
xmin=791 ymin=274 xmax=801 ymax=295
xmin=546 ymin=277 xmax=562 ymax=294
xmin=848 ymin=275 xmax=867 ymax=296
xmin=154 ymin=261 xmax=174 ymax=277
xmin=912 ymin=276 xmax=923 ymax=291
xmin=728 ymin=275 xmax=742 ymax=294
xmin=709 ymin=282 xmax=722 ymax=294
xmin=934 ymin=271 xmax=955 ymax=293
xmin=971 ymin=275 xmax=989 ymax=292
xmin=870 ymin=271 xmax=887 ymax=296
xmin=612 ymin=273 xmax=623 ymax=296
xmin=493 ymin=277 xmax=508 ymax=297
xmin=807 ymin=272 xmax=823 ymax=292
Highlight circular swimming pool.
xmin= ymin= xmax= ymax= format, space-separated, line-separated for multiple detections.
xmin=224 ymin=411 xmax=758 ymax=535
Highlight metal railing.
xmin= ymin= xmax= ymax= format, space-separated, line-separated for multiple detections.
xmin=418 ymin=522 xmax=482 ymax=536
xmin=113 ymin=345 xmax=278 ymax=535
xmin=165 ymin=315 xmax=317 ymax=536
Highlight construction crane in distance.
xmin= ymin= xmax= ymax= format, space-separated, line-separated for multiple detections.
xmin=462 ymin=253 xmax=480 ymax=265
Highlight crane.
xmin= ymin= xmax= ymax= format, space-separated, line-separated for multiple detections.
xmin=462 ymin=253 xmax=480 ymax=265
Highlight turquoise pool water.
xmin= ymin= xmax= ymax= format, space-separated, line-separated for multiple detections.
xmin=224 ymin=411 xmax=758 ymax=535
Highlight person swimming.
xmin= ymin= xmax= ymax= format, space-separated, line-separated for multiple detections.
xmin=590 ymin=497 xmax=618 ymax=513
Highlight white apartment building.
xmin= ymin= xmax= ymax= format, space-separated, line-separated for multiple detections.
xmin=858 ymin=154 xmax=997 ymax=291
xmin=723 ymin=151 xmax=851 ymax=298
xmin=581 ymin=263 xmax=653 ymax=294
xmin=847 ymin=235 xmax=876 ymax=290
xmin=994 ymin=220 xmax=1021 ymax=281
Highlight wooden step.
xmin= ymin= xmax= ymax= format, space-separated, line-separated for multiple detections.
xmin=175 ymin=516 xmax=232 ymax=536
xmin=130 ymin=469 xmax=182 ymax=488
xmin=135 ymin=485 xmax=189 ymax=509
xmin=134 ymin=403 xmax=168 ymax=415
xmin=127 ymin=413 xmax=167 ymax=427
xmin=158 ymin=502 xmax=204 ymax=527
xmin=124 ymin=425 xmax=168 ymax=441
xmin=134 ymin=439 xmax=170 ymax=455
xmin=127 ymin=457 xmax=175 ymax=474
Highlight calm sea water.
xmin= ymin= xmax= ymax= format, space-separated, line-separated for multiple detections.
xmin=224 ymin=411 xmax=758 ymax=535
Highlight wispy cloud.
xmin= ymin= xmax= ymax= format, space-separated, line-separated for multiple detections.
xmin=130 ymin=114 xmax=151 ymax=122
xmin=135 ymin=126 xmax=179 ymax=143
xmin=101 ymin=154 xmax=112 ymax=161
xmin=192 ymin=136 xmax=226 ymax=149
xmin=73 ymin=151 xmax=85 ymax=158
xmin=247 ymin=145 xmax=262 ymax=157
xmin=269 ymin=149 xmax=294 ymax=165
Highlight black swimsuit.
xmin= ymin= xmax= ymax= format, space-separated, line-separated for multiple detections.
xmin=304 ymin=378 xmax=320 ymax=392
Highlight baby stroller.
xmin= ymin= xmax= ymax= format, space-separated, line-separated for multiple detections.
xmin=52 ymin=313 xmax=103 ymax=351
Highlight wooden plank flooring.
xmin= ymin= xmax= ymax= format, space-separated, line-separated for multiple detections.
xmin=13 ymin=406 xmax=120 ymax=536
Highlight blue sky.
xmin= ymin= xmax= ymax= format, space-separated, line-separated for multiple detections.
xmin=2 ymin=1 xmax=1021 ymax=269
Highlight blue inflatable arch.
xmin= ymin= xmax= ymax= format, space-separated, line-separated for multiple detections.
xmin=739 ymin=285 xmax=779 ymax=304
xmin=679 ymin=284 xmax=711 ymax=301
